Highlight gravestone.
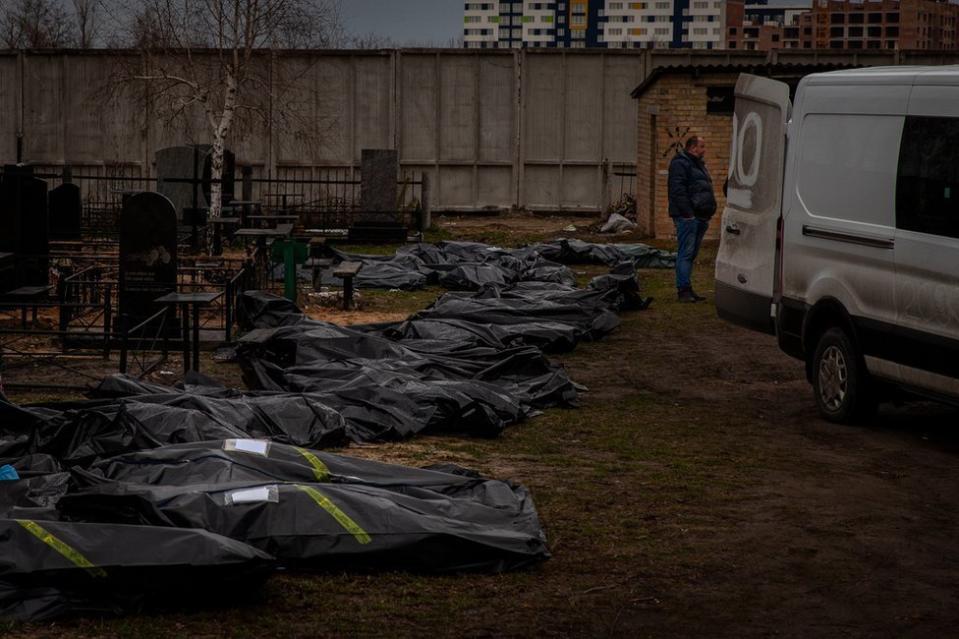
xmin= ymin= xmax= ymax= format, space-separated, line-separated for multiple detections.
xmin=350 ymin=149 xmax=405 ymax=242
xmin=118 ymin=192 xmax=177 ymax=329
xmin=359 ymin=149 xmax=399 ymax=220
xmin=49 ymin=183 xmax=82 ymax=240
xmin=0 ymin=165 xmax=49 ymax=287
xmin=156 ymin=146 xmax=198 ymax=220
xmin=156 ymin=145 xmax=235 ymax=220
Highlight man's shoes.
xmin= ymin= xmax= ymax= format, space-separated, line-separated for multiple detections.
xmin=689 ymin=289 xmax=706 ymax=302
xmin=677 ymin=289 xmax=697 ymax=303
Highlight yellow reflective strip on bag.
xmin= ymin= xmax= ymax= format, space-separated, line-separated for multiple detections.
xmin=294 ymin=447 xmax=330 ymax=482
xmin=296 ymin=485 xmax=371 ymax=545
xmin=16 ymin=519 xmax=107 ymax=578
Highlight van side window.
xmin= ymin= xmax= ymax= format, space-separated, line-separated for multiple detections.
xmin=897 ymin=116 xmax=959 ymax=238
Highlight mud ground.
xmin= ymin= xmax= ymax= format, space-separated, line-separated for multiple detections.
xmin=5 ymin=213 xmax=959 ymax=637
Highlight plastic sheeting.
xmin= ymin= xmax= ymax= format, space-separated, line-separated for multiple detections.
xmin=312 ymin=239 xmax=668 ymax=291
xmin=0 ymin=240 xmax=656 ymax=620
xmin=0 ymin=437 xmax=549 ymax=620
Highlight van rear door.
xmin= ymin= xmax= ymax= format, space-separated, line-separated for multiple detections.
xmin=715 ymin=74 xmax=791 ymax=334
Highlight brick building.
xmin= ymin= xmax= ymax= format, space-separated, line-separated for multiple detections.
xmin=727 ymin=0 xmax=959 ymax=51
xmin=630 ymin=63 xmax=833 ymax=239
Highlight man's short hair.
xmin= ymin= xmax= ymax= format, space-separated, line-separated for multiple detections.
xmin=685 ymin=136 xmax=702 ymax=151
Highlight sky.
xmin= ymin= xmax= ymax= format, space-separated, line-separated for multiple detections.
xmin=340 ymin=0 xmax=463 ymax=47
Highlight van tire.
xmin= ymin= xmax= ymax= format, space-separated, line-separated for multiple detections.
xmin=811 ymin=327 xmax=876 ymax=424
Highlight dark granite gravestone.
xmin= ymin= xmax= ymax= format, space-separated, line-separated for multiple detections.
xmin=156 ymin=145 xmax=235 ymax=220
xmin=118 ymin=192 xmax=177 ymax=329
xmin=156 ymin=146 xmax=198 ymax=220
xmin=349 ymin=149 xmax=405 ymax=242
xmin=360 ymin=149 xmax=399 ymax=219
xmin=0 ymin=165 xmax=49 ymax=287
xmin=49 ymin=183 xmax=82 ymax=240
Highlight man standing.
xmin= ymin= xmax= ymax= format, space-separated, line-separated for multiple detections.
xmin=668 ymin=136 xmax=717 ymax=303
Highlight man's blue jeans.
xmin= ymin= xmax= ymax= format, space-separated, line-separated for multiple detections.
xmin=673 ymin=216 xmax=709 ymax=291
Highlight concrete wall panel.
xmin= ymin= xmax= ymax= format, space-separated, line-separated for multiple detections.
xmin=477 ymin=166 xmax=512 ymax=207
xmin=311 ymin=56 xmax=353 ymax=165
xmin=22 ymin=55 xmax=63 ymax=161
xmin=564 ymin=56 xmax=603 ymax=162
xmin=352 ymin=56 xmax=392 ymax=161
xmin=12 ymin=49 xmax=650 ymax=214
xmin=226 ymin=55 xmax=272 ymax=165
xmin=523 ymin=55 xmax=563 ymax=162
xmin=439 ymin=56 xmax=476 ymax=162
xmin=604 ymin=56 xmax=644 ymax=163
xmin=562 ymin=166 xmax=598 ymax=208
xmin=523 ymin=165 xmax=560 ymax=209
xmin=0 ymin=56 xmax=19 ymax=164
xmin=400 ymin=54 xmax=437 ymax=162
xmin=478 ymin=55 xmax=514 ymax=164
xmin=439 ymin=166 xmax=474 ymax=207
xmin=274 ymin=56 xmax=319 ymax=165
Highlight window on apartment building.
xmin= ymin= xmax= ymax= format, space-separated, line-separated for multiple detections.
xmin=887 ymin=13 xmax=899 ymax=23
xmin=465 ymin=16 xmax=481 ymax=23
xmin=868 ymin=40 xmax=881 ymax=49
xmin=655 ymin=2 xmax=669 ymax=9
xmin=886 ymin=40 xmax=896 ymax=48
xmin=572 ymin=15 xmax=586 ymax=25
xmin=772 ymin=34 xmax=780 ymax=42
xmin=830 ymin=40 xmax=844 ymax=48
xmin=803 ymin=41 xmax=811 ymax=48
xmin=730 ymin=27 xmax=737 ymax=35
xmin=868 ymin=13 xmax=883 ymax=24
xmin=831 ymin=13 xmax=844 ymax=25
xmin=693 ymin=1 xmax=708 ymax=8
xmin=848 ymin=13 xmax=864 ymax=24
xmin=609 ymin=1 xmax=623 ymax=9
xmin=868 ymin=26 xmax=881 ymax=37
xmin=849 ymin=26 xmax=863 ymax=37
xmin=729 ymin=41 xmax=737 ymax=48
xmin=887 ymin=26 xmax=899 ymax=37
xmin=830 ymin=26 xmax=844 ymax=37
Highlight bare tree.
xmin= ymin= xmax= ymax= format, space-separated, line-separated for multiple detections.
xmin=71 ymin=0 xmax=102 ymax=47
xmin=1 ymin=0 xmax=76 ymax=48
xmin=107 ymin=0 xmax=341 ymax=228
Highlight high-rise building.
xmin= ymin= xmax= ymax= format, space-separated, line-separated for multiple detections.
xmin=463 ymin=1 xmax=728 ymax=49
xmin=727 ymin=1 xmax=959 ymax=51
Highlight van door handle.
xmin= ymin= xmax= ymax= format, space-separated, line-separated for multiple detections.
xmin=726 ymin=224 xmax=741 ymax=235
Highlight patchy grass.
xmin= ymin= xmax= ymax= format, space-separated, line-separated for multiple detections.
xmin=8 ymin=219 xmax=959 ymax=637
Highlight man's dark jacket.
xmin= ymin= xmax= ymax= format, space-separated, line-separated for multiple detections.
xmin=668 ymin=150 xmax=717 ymax=220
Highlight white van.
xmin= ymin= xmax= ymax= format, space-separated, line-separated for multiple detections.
xmin=715 ymin=67 xmax=959 ymax=423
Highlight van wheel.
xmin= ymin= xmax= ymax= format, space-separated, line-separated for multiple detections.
xmin=811 ymin=327 xmax=876 ymax=424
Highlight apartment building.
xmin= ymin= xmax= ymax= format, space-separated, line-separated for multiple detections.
xmin=463 ymin=1 xmax=727 ymax=49
xmin=728 ymin=0 xmax=959 ymax=51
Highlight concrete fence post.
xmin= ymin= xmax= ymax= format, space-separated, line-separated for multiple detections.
xmin=421 ymin=172 xmax=431 ymax=232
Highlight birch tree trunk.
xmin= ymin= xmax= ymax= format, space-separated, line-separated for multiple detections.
xmin=207 ymin=68 xmax=237 ymax=225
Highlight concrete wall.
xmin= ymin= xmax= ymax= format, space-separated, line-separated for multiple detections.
xmin=0 ymin=49 xmax=649 ymax=215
